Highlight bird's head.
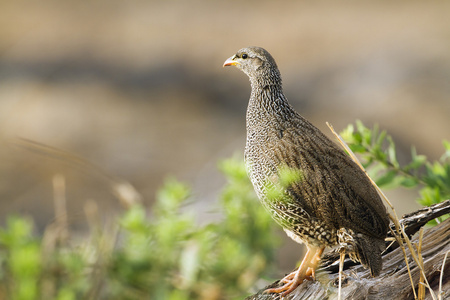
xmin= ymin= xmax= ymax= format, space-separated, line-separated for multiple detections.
xmin=223 ymin=47 xmax=281 ymax=83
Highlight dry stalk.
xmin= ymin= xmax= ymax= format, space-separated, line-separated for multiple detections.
xmin=439 ymin=250 xmax=449 ymax=300
xmin=11 ymin=138 xmax=142 ymax=209
xmin=53 ymin=173 xmax=69 ymax=245
xmin=41 ymin=174 xmax=70 ymax=299
xmin=383 ymin=238 xmax=396 ymax=252
xmin=83 ymin=201 xmax=121 ymax=300
xmin=389 ymin=226 xmax=417 ymax=299
xmin=326 ymin=122 xmax=437 ymax=300
xmin=417 ymin=227 xmax=425 ymax=300
xmin=84 ymin=200 xmax=101 ymax=235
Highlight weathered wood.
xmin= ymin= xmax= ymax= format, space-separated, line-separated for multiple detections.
xmin=246 ymin=200 xmax=450 ymax=300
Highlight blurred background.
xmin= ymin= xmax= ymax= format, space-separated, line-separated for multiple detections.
xmin=0 ymin=0 xmax=449 ymax=274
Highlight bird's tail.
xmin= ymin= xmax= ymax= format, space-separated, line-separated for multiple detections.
xmin=354 ymin=234 xmax=385 ymax=277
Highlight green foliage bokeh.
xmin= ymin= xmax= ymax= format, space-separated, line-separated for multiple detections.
xmin=0 ymin=157 xmax=279 ymax=300
xmin=341 ymin=120 xmax=450 ymax=223
xmin=0 ymin=123 xmax=448 ymax=299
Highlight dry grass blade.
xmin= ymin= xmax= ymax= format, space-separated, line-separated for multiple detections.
xmin=53 ymin=174 xmax=69 ymax=245
xmin=439 ymin=250 xmax=449 ymax=300
xmin=83 ymin=200 xmax=121 ymax=300
xmin=388 ymin=226 xmax=418 ymax=299
xmin=42 ymin=174 xmax=70 ymax=299
xmin=326 ymin=122 xmax=438 ymax=300
xmin=417 ymin=227 xmax=425 ymax=300
xmin=9 ymin=138 xmax=142 ymax=208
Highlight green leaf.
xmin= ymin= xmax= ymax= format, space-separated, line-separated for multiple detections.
xmin=418 ymin=186 xmax=442 ymax=206
xmin=387 ymin=136 xmax=399 ymax=168
xmin=340 ymin=124 xmax=355 ymax=143
xmin=120 ymin=204 xmax=147 ymax=232
xmin=375 ymin=129 xmax=386 ymax=148
xmin=404 ymin=147 xmax=427 ymax=171
xmin=219 ymin=156 xmax=248 ymax=181
xmin=155 ymin=178 xmax=191 ymax=216
xmin=348 ymin=144 xmax=366 ymax=153
xmin=278 ymin=166 xmax=303 ymax=187
xmin=375 ymin=170 xmax=397 ymax=188
xmin=400 ymin=177 xmax=419 ymax=188
xmin=441 ymin=140 xmax=450 ymax=161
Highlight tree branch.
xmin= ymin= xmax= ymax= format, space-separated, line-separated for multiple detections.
xmin=246 ymin=200 xmax=450 ymax=300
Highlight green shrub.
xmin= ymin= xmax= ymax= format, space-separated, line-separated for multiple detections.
xmin=0 ymin=157 xmax=278 ymax=300
xmin=0 ymin=123 xmax=448 ymax=299
xmin=341 ymin=120 xmax=449 ymax=223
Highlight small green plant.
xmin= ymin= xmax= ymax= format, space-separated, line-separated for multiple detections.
xmin=0 ymin=157 xmax=279 ymax=300
xmin=340 ymin=120 xmax=450 ymax=223
xmin=111 ymin=158 xmax=279 ymax=300
xmin=0 ymin=217 xmax=42 ymax=300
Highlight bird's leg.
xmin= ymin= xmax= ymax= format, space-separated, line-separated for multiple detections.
xmin=305 ymin=246 xmax=324 ymax=279
xmin=264 ymin=245 xmax=325 ymax=296
xmin=264 ymin=248 xmax=312 ymax=295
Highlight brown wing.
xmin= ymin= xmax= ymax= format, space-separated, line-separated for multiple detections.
xmin=271 ymin=118 xmax=389 ymax=239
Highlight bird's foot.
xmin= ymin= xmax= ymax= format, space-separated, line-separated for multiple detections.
xmin=264 ymin=267 xmax=314 ymax=297
xmin=278 ymin=267 xmax=315 ymax=284
xmin=264 ymin=246 xmax=324 ymax=297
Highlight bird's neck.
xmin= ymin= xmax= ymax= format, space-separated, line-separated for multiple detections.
xmin=247 ymin=72 xmax=295 ymax=126
xmin=249 ymin=67 xmax=282 ymax=91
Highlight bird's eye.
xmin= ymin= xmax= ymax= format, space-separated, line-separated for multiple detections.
xmin=242 ymin=53 xmax=248 ymax=59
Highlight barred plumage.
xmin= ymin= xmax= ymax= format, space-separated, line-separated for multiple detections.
xmin=224 ymin=47 xmax=390 ymax=296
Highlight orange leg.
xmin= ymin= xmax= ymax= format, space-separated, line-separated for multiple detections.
xmin=265 ymin=245 xmax=325 ymax=297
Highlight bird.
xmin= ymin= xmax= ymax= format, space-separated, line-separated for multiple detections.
xmin=223 ymin=47 xmax=389 ymax=296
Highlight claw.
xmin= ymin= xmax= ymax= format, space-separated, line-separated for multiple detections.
xmin=264 ymin=245 xmax=325 ymax=296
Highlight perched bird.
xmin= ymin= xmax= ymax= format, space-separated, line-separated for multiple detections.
xmin=223 ymin=47 xmax=389 ymax=296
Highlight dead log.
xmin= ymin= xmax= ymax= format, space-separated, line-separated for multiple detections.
xmin=246 ymin=200 xmax=450 ymax=300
